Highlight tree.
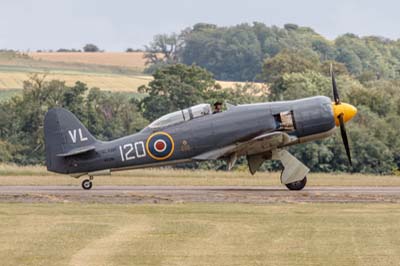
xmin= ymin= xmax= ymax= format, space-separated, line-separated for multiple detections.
xmin=0 ymin=75 xmax=147 ymax=164
xmin=260 ymin=50 xmax=320 ymax=100
xmin=284 ymin=23 xmax=299 ymax=31
xmin=320 ymin=60 xmax=349 ymax=76
xmin=143 ymin=22 xmax=400 ymax=82
xmin=86 ymin=89 xmax=148 ymax=140
xmin=139 ymin=64 xmax=216 ymax=121
xmin=0 ymin=75 xmax=89 ymax=164
xmin=205 ymin=83 xmax=268 ymax=106
xmin=346 ymin=126 xmax=394 ymax=173
xmin=57 ymin=48 xmax=81 ymax=52
xmin=312 ymin=39 xmax=336 ymax=60
xmin=260 ymin=50 xmax=320 ymax=84
xmin=181 ymin=24 xmax=263 ymax=81
xmin=83 ymin=44 xmax=100 ymax=52
xmin=335 ymin=47 xmax=363 ymax=75
xmin=269 ymin=71 xmax=330 ymax=101
xmin=143 ymin=33 xmax=183 ymax=73
xmin=0 ymin=140 xmax=14 ymax=162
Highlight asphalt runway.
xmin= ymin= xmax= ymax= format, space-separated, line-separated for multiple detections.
xmin=1 ymin=185 xmax=400 ymax=203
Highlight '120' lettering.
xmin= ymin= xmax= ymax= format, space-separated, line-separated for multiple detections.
xmin=119 ymin=142 xmax=146 ymax=162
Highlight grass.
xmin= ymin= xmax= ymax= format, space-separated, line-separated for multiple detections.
xmin=29 ymin=52 xmax=148 ymax=70
xmin=0 ymin=53 xmax=144 ymax=76
xmin=0 ymin=203 xmax=400 ymax=266
xmin=1 ymin=164 xmax=399 ymax=187
xmin=1 ymin=164 xmax=399 ymax=265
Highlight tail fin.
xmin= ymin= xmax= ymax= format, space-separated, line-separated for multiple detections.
xmin=44 ymin=108 xmax=97 ymax=174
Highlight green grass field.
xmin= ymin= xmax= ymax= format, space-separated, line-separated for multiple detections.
xmin=0 ymin=203 xmax=400 ymax=266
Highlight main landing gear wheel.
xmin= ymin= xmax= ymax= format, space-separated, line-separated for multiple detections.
xmin=81 ymin=179 xmax=93 ymax=190
xmin=285 ymin=177 xmax=307 ymax=191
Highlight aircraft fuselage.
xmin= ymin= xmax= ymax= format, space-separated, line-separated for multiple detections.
xmin=47 ymin=96 xmax=335 ymax=175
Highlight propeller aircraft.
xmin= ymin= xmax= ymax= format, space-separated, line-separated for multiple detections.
xmin=44 ymin=67 xmax=357 ymax=190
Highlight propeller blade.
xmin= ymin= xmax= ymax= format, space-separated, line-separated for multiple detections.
xmin=331 ymin=64 xmax=340 ymax=104
xmin=338 ymin=113 xmax=352 ymax=166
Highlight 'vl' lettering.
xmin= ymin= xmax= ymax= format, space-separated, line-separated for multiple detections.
xmin=68 ymin=129 xmax=88 ymax=143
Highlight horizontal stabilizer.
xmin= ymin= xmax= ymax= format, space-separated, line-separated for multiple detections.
xmin=56 ymin=145 xmax=96 ymax=157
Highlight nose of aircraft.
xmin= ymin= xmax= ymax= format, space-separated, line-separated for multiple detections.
xmin=332 ymin=102 xmax=358 ymax=126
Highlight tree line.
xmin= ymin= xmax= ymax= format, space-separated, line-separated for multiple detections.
xmin=145 ymin=22 xmax=400 ymax=83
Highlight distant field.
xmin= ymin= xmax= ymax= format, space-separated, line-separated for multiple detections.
xmin=0 ymin=52 xmax=143 ymax=75
xmin=0 ymin=52 xmax=265 ymax=93
xmin=0 ymin=70 xmax=263 ymax=92
xmin=0 ymin=52 xmax=148 ymax=91
xmin=29 ymin=52 xmax=148 ymax=70
xmin=0 ymin=71 xmax=152 ymax=92
xmin=1 ymin=203 xmax=400 ymax=266
xmin=0 ymin=164 xmax=399 ymax=187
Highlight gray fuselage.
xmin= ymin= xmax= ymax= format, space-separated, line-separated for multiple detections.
xmin=53 ymin=96 xmax=335 ymax=175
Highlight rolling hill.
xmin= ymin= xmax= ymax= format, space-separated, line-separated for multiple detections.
xmin=0 ymin=52 xmax=264 ymax=94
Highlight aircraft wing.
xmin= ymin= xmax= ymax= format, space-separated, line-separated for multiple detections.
xmin=193 ymin=131 xmax=297 ymax=161
xmin=235 ymin=131 xmax=297 ymax=156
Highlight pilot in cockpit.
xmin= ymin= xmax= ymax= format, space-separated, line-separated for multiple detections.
xmin=213 ymin=101 xmax=223 ymax=114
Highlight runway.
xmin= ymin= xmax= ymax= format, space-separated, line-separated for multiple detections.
xmin=1 ymin=185 xmax=400 ymax=203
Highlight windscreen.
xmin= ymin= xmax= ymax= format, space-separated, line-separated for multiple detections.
xmin=148 ymin=104 xmax=212 ymax=129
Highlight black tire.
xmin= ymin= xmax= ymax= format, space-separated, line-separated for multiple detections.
xmin=82 ymin=179 xmax=93 ymax=190
xmin=285 ymin=177 xmax=307 ymax=191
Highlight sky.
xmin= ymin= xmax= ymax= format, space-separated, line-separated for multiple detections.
xmin=1 ymin=0 xmax=399 ymax=51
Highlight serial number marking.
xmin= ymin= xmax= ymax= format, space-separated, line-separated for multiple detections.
xmin=119 ymin=141 xmax=146 ymax=162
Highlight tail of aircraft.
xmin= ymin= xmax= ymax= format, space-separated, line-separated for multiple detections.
xmin=44 ymin=108 xmax=98 ymax=174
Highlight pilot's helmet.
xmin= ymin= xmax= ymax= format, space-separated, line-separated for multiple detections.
xmin=214 ymin=101 xmax=223 ymax=107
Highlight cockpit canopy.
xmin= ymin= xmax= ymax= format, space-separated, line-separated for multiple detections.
xmin=148 ymin=104 xmax=212 ymax=129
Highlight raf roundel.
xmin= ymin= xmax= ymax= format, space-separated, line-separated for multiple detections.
xmin=146 ymin=132 xmax=175 ymax=160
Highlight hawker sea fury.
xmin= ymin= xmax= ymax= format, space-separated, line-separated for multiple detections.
xmin=44 ymin=68 xmax=357 ymax=190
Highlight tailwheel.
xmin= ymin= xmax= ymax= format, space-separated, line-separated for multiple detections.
xmin=81 ymin=179 xmax=93 ymax=190
xmin=285 ymin=176 xmax=307 ymax=191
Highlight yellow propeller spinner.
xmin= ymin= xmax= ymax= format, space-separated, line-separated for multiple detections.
xmin=332 ymin=102 xmax=357 ymax=126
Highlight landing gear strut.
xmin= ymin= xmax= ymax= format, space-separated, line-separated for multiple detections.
xmin=285 ymin=176 xmax=307 ymax=191
xmin=272 ymin=150 xmax=309 ymax=191
xmin=81 ymin=176 xmax=94 ymax=190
